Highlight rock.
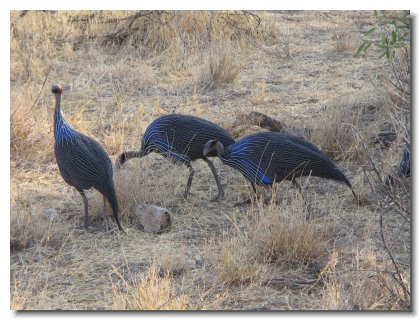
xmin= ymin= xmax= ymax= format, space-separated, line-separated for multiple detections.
xmin=134 ymin=205 xmax=171 ymax=234
xmin=43 ymin=208 xmax=57 ymax=222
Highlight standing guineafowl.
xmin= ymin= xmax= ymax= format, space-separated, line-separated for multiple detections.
xmin=204 ymin=132 xmax=357 ymax=207
xmin=116 ymin=114 xmax=235 ymax=201
xmin=51 ymin=84 xmax=125 ymax=233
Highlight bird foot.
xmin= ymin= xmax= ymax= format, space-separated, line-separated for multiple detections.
xmin=210 ymin=193 xmax=224 ymax=203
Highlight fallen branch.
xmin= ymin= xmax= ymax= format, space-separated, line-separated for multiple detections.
xmin=244 ymin=111 xmax=311 ymax=139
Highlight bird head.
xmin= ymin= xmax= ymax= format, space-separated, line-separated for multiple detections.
xmin=203 ymin=139 xmax=224 ymax=157
xmin=51 ymin=84 xmax=63 ymax=94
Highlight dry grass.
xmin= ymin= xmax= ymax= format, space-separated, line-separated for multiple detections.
xmin=254 ymin=215 xmax=326 ymax=266
xmin=10 ymin=10 xmax=410 ymax=311
xmin=10 ymin=85 xmax=54 ymax=165
xmin=217 ymin=241 xmax=262 ymax=286
xmin=321 ymin=248 xmax=409 ymax=310
xmin=332 ymin=29 xmax=358 ymax=53
xmin=196 ymin=45 xmax=242 ymax=90
xmin=310 ymin=90 xmax=387 ymax=161
xmin=111 ymin=263 xmax=191 ymax=310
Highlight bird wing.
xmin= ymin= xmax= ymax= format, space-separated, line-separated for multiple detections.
xmin=56 ymin=135 xmax=112 ymax=183
xmin=226 ymin=133 xmax=332 ymax=184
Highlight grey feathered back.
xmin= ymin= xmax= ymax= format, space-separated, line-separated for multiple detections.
xmin=221 ymin=131 xmax=352 ymax=187
xmin=140 ymin=114 xmax=235 ymax=163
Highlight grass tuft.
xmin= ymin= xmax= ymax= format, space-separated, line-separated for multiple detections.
xmin=111 ymin=263 xmax=191 ymax=310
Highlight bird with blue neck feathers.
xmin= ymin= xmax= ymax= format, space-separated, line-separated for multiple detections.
xmin=52 ymin=84 xmax=125 ymax=233
xmin=116 ymin=114 xmax=235 ymax=202
xmin=204 ymin=131 xmax=358 ymax=210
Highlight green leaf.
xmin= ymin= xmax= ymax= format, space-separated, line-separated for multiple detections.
xmin=392 ymin=31 xmax=397 ymax=44
xmin=356 ymin=42 xmax=366 ymax=55
xmin=364 ymin=27 xmax=376 ymax=36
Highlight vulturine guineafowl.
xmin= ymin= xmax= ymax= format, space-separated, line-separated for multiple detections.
xmin=51 ymin=84 xmax=125 ymax=233
xmin=116 ymin=114 xmax=235 ymax=201
xmin=204 ymin=132 xmax=358 ymax=209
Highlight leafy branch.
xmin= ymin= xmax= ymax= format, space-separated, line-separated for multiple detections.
xmin=357 ymin=10 xmax=410 ymax=59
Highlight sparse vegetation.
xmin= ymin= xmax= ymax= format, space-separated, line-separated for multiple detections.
xmin=111 ymin=263 xmax=192 ymax=310
xmin=333 ymin=29 xmax=357 ymax=53
xmin=10 ymin=10 xmax=410 ymax=310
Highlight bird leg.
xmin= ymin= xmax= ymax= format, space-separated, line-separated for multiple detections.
xmin=292 ymin=179 xmax=314 ymax=220
xmin=350 ymin=186 xmax=359 ymax=203
xmin=102 ymin=196 xmax=112 ymax=231
xmin=183 ymin=164 xmax=195 ymax=199
xmin=79 ymin=191 xmax=90 ymax=229
xmin=203 ymin=157 xmax=224 ymax=202
xmin=250 ymin=181 xmax=257 ymax=194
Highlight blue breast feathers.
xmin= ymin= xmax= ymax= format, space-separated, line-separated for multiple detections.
xmin=54 ymin=111 xmax=80 ymax=145
xmin=239 ymin=158 xmax=273 ymax=184
xmin=224 ymin=135 xmax=274 ymax=185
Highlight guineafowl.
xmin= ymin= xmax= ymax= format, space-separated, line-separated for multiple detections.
xmin=116 ymin=114 xmax=235 ymax=201
xmin=52 ymin=84 xmax=125 ymax=233
xmin=204 ymin=131 xmax=357 ymax=204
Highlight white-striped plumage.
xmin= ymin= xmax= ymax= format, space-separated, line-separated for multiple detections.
xmin=206 ymin=131 xmax=353 ymax=188
xmin=51 ymin=84 xmax=124 ymax=232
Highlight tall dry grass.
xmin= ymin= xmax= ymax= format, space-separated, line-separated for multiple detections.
xmin=208 ymin=192 xmax=328 ymax=289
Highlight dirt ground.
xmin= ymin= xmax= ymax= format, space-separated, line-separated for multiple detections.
xmin=10 ymin=10 xmax=411 ymax=310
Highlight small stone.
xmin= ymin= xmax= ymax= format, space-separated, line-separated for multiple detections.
xmin=134 ymin=205 xmax=171 ymax=234
xmin=43 ymin=208 xmax=57 ymax=222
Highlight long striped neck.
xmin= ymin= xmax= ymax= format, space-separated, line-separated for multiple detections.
xmin=53 ymin=93 xmax=78 ymax=143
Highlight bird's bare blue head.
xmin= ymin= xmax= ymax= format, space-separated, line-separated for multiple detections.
xmin=51 ymin=84 xmax=63 ymax=95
